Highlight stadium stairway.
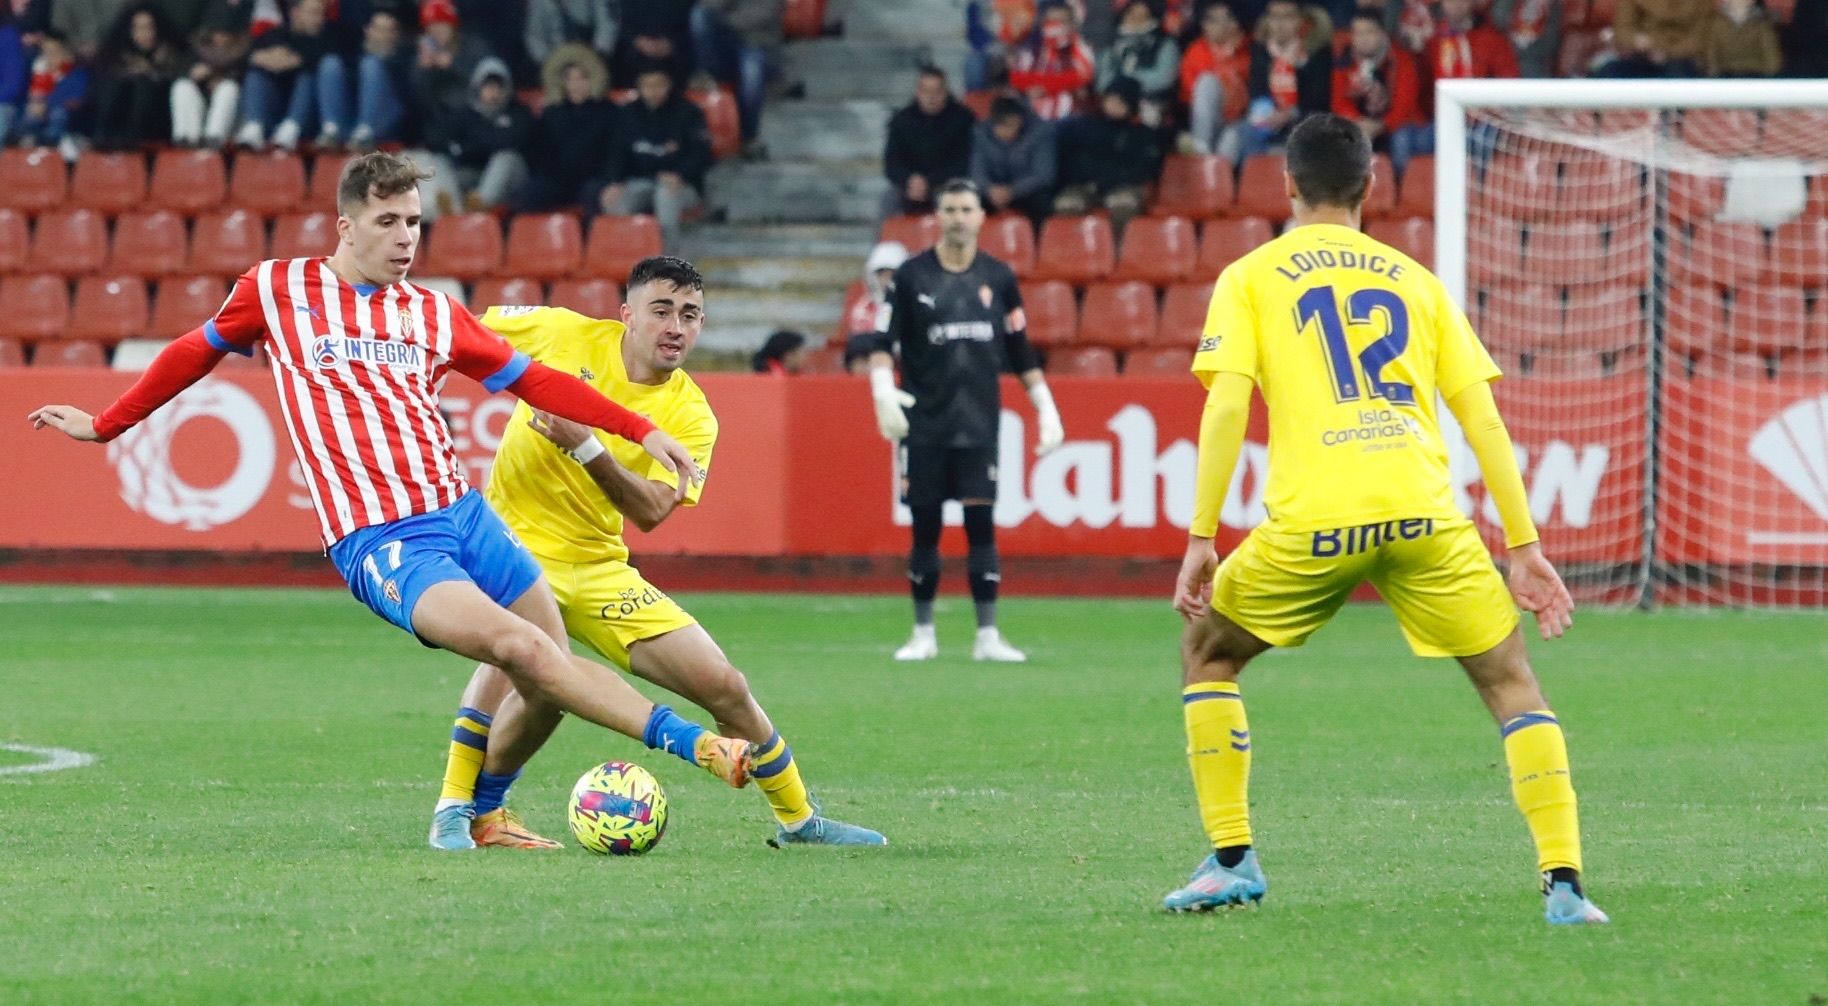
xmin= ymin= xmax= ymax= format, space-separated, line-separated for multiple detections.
xmin=690 ymin=0 xmax=969 ymax=349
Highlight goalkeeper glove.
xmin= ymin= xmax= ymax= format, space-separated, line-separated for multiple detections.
xmin=869 ymin=366 xmax=915 ymax=441
xmin=1028 ymin=382 xmax=1063 ymax=456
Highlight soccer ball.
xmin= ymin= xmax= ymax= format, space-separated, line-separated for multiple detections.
xmin=568 ymin=761 xmax=668 ymax=855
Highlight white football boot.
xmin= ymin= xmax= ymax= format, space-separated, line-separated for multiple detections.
xmin=972 ymin=627 xmax=1028 ymax=662
xmin=894 ymin=624 xmax=939 ymax=661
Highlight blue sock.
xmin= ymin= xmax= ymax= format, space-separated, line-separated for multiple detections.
xmin=642 ymin=705 xmax=706 ymax=767
xmin=473 ymin=768 xmax=520 ymax=815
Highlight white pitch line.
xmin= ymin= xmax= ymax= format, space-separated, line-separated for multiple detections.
xmin=0 ymin=744 xmax=98 ymax=776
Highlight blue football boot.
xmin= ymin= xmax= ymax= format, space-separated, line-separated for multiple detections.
xmin=1163 ymin=849 xmax=1268 ymax=911
xmin=766 ymin=801 xmax=888 ymax=848
xmin=428 ymin=801 xmax=477 ymax=851
xmin=1544 ymin=880 xmax=1609 ymax=925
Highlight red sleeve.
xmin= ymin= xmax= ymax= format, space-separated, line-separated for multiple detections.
xmin=92 ymin=329 xmax=226 ymax=442
xmin=442 ymin=302 xmax=521 ymax=385
xmin=203 ymin=269 xmax=267 ymax=354
xmin=441 ymin=305 xmax=656 ymax=443
xmin=1386 ymin=52 xmax=1421 ymax=129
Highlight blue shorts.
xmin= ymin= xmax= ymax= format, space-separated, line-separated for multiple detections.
xmin=328 ymin=491 xmax=544 ymax=645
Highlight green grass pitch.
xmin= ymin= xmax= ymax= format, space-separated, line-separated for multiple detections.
xmin=2 ymin=586 xmax=1824 ymax=1004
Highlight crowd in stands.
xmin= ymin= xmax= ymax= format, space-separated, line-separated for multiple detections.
xmin=0 ymin=0 xmax=789 ymax=231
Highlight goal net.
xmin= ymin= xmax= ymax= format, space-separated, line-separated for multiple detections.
xmin=1436 ymin=80 xmax=1828 ymax=608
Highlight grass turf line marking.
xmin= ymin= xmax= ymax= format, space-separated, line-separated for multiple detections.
xmin=0 ymin=744 xmax=98 ymax=776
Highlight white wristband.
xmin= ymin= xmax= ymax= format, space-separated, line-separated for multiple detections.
xmin=566 ymin=436 xmax=606 ymax=466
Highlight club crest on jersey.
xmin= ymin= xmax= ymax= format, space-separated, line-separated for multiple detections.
xmin=399 ymin=308 xmax=417 ymax=341
xmin=979 ymin=285 xmax=993 ymax=309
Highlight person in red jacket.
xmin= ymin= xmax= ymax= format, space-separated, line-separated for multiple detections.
xmin=1008 ymin=0 xmax=1095 ymax=120
xmin=1179 ymin=0 xmax=1252 ymax=157
xmin=1429 ymin=0 xmax=1521 ymax=80
xmin=1332 ymin=9 xmax=1424 ymax=170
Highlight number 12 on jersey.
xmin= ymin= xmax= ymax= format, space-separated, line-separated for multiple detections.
xmin=1295 ymin=285 xmax=1416 ymax=407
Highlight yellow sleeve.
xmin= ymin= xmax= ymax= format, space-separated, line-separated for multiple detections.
xmin=479 ymin=305 xmax=572 ymax=360
xmin=1448 ymin=380 xmax=1539 ymax=550
xmin=1191 ymin=372 xmax=1254 ymax=539
xmin=633 ymin=406 xmax=717 ymax=506
xmin=1190 ymin=265 xmax=1260 ymax=389
xmin=1433 ymin=283 xmax=1502 ymax=401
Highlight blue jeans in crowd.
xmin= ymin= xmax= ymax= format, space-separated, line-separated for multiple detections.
xmin=318 ymin=53 xmax=404 ymax=143
xmin=690 ymin=5 xmax=767 ymax=141
xmin=240 ymin=65 xmax=319 ymax=135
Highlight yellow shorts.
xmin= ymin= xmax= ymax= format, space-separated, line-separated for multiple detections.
xmin=1211 ymin=517 xmax=1518 ymax=658
xmin=541 ymin=555 xmax=697 ymax=670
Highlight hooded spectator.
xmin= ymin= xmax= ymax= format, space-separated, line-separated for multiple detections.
xmin=419 ymin=56 xmax=533 ymax=216
xmin=970 ymin=95 xmax=1058 ymax=221
xmin=882 ymin=66 xmax=977 ymax=216
xmin=520 ymin=55 xmax=618 ymax=212
xmin=1009 ymin=1 xmax=1094 ymax=119
xmin=845 ymin=240 xmax=909 ymax=372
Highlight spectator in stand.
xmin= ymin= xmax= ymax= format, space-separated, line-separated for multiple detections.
xmin=1179 ymin=0 xmax=1251 ymax=157
xmin=16 ymin=29 xmax=88 ymax=153
xmin=692 ymin=0 xmax=781 ymax=157
xmin=597 ymin=66 xmax=712 ymax=239
xmin=525 ymin=0 xmax=615 ymax=108
xmin=232 ymin=0 xmax=332 ymax=150
xmin=1332 ymin=9 xmax=1424 ymax=170
xmin=316 ymin=8 xmax=408 ymax=150
xmin=1705 ymin=0 xmax=1781 ymax=76
xmin=1009 ymin=1 xmax=1095 ymax=120
xmin=88 ymin=3 xmax=186 ymax=150
xmin=412 ymin=0 xmax=492 ymax=134
xmin=1 ymin=6 xmax=36 ymax=143
xmin=1599 ymin=0 xmax=1710 ymax=76
xmin=845 ymin=240 xmax=909 ymax=373
xmin=418 ymin=56 xmax=532 ymax=216
xmin=52 ymin=0 xmax=131 ymax=61
xmin=520 ymin=56 xmax=618 ymax=212
xmin=1427 ymin=0 xmax=1521 ymax=80
xmin=752 ymin=330 xmax=809 ymax=375
xmin=965 ymin=0 xmax=1036 ymax=90
xmin=971 ymin=95 xmax=1058 ymax=222
xmin=612 ymin=0 xmax=692 ymax=89
xmin=169 ymin=6 xmax=246 ymax=146
xmin=1054 ymin=76 xmax=1161 ymax=226
xmin=1095 ymin=1 xmax=1179 ymax=128
xmin=1225 ymin=0 xmax=1331 ymax=161
xmin=882 ymin=66 xmax=977 ymax=217
xmin=1490 ymin=0 xmax=1561 ymax=77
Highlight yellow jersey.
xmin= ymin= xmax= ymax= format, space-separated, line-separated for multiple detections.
xmin=479 ymin=306 xmax=717 ymax=564
xmin=1192 ymin=222 xmax=1499 ymax=531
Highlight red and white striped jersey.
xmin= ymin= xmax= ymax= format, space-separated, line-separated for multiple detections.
xmin=206 ymin=257 xmax=530 ymax=547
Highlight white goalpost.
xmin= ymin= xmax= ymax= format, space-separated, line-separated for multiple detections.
xmin=1435 ymin=80 xmax=1828 ymax=608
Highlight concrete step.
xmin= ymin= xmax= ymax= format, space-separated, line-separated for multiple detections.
xmin=838 ymin=0 xmax=972 ymax=45
xmin=706 ymin=159 xmax=888 ymax=224
xmin=698 ymin=286 xmax=845 ymax=351
xmin=693 ymin=255 xmax=864 ymax=293
xmin=673 ymin=222 xmax=875 ymax=261
xmin=784 ymin=39 xmax=972 ymax=101
xmin=759 ymin=99 xmax=890 ymax=162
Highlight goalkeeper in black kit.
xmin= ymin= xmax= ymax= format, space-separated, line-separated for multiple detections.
xmin=867 ymin=179 xmax=1066 ymax=662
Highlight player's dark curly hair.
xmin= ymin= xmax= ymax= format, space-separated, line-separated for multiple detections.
xmin=627 ymin=256 xmax=705 ymax=293
xmin=337 ymin=152 xmax=434 ymax=215
xmin=1285 ymin=113 xmax=1373 ymax=211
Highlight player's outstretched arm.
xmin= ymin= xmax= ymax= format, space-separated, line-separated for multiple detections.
xmin=30 ymin=328 xmax=228 ymax=444
xmin=1446 ymin=380 xmax=1574 ymax=639
xmin=527 ymin=409 xmax=685 ymax=526
xmin=1174 ymin=372 xmax=1253 ymax=621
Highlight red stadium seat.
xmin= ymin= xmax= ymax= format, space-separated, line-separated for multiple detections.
xmin=1078 ymin=281 xmax=1158 ymax=350
xmin=548 ymin=277 xmax=623 ymax=317
xmin=1765 ymin=218 xmax=1828 ymax=287
xmin=1728 ymin=286 xmax=1813 ymax=355
xmin=270 ymin=211 xmax=338 ymax=260
xmin=34 ymin=339 xmax=107 ymax=366
xmin=1112 ymin=215 xmax=1197 ymax=285
xmin=0 ymin=337 xmax=23 ymax=367
xmin=69 ymin=276 xmax=150 ymax=343
xmin=1158 ymin=282 xmax=1212 ymax=348
xmin=1124 ymin=346 xmax=1195 ymax=376
xmin=0 ymin=148 xmax=67 ymax=212
xmin=961 ymin=90 xmax=995 ymax=119
xmin=1398 ymin=155 xmax=1434 ymax=218
xmin=1019 ymin=280 xmax=1078 ymax=346
xmin=1477 ymin=284 xmax=1560 ymax=353
xmin=1521 ymin=220 xmax=1604 ymax=286
xmin=1366 ymin=217 xmax=1434 ymax=270
xmin=1198 ymin=216 xmax=1274 ymax=276
xmin=69 ymin=152 xmax=149 ymax=215
xmin=151 ymin=275 xmax=229 ymax=335
xmin=834 ymin=278 xmax=870 ymax=342
xmin=978 ymin=213 xmax=1036 ymax=276
xmin=190 ymin=209 xmax=268 ymax=278
xmin=1467 ymin=215 xmax=1525 ymax=284
xmin=1562 ymin=284 xmax=1645 ymax=353
xmin=689 ymin=87 xmax=741 ymax=160
xmin=149 ymin=149 xmax=228 ymax=214
xmin=879 ymin=214 xmax=940 ymax=252
xmin=505 ymin=213 xmax=584 ymax=281
xmin=1668 ymin=221 xmax=1764 ymax=288
xmin=783 ymin=0 xmax=825 ymax=38
xmin=1046 ymin=345 xmax=1117 ymax=376
xmin=1362 ymin=155 xmax=1398 ymax=219
xmin=109 ymin=210 xmax=191 ymax=278
xmin=28 ymin=209 xmax=110 ymax=276
xmin=1032 ymin=215 xmax=1115 ymax=285
xmin=418 ymin=213 xmax=503 ymax=280
xmin=1233 ymin=155 xmax=1289 ymax=221
xmin=0 ymin=208 xmax=28 ymax=273
xmin=469 ymin=277 xmax=545 ymax=313
xmin=0 ymin=274 xmax=70 ymax=342
xmin=308 ymin=152 xmax=351 ymax=206
xmin=582 ymin=215 xmax=662 ymax=280
xmin=229 ymin=151 xmax=308 ymax=215
xmin=1664 ymin=284 xmax=1730 ymax=362
xmin=1152 ymin=155 xmax=1233 ymax=219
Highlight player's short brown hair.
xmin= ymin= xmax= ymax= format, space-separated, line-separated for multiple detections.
xmin=1286 ymin=113 xmax=1372 ymax=210
xmin=336 ymin=152 xmax=432 ymax=216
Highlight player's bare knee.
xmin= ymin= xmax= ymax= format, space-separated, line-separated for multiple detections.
xmin=489 ymin=625 xmax=553 ymax=682
xmin=703 ymin=662 xmax=752 ymax=717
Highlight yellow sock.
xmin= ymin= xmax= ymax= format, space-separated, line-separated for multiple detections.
xmin=1184 ymin=682 xmax=1252 ymax=849
xmin=1502 ymin=710 xmax=1583 ymax=874
xmin=438 ymin=706 xmax=491 ymax=805
xmin=750 ymin=731 xmax=814 ymax=828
